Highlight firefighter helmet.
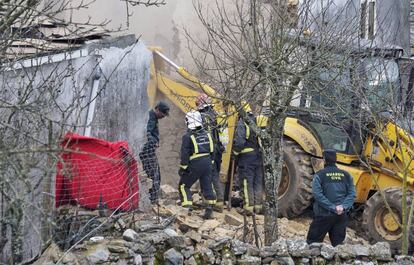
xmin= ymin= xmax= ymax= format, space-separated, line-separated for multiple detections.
xmin=185 ymin=110 xmax=203 ymax=130
xmin=195 ymin=93 xmax=212 ymax=110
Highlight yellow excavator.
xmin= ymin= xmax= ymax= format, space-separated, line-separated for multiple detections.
xmin=146 ymin=46 xmax=414 ymax=251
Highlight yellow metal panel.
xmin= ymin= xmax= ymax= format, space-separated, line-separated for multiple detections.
xmin=337 ymin=163 xmax=414 ymax=203
xmin=155 ymin=73 xmax=199 ymax=113
xmin=219 ymin=108 xmax=238 ymax=181
xmin=336 ymin=164 xmax=368 ymax=202
xmin=336 ymin=153 xmax=360 ymax=165
xmin=284 ymin=117 xmax=323 ymax=157
xmin=375 ymin=173 xmax=414 ymax=192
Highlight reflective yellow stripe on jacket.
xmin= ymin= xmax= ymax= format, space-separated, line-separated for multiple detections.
xmin=241 ymin=122 xmax=254 ymax=154
xmin=189 ymin=133 xmax=213 ymax=160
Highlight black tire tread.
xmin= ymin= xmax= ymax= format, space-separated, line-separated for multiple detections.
xmin=362 ymin=188 xmax=414 ymax=254
xmin=279 ymin=138 xmax=314 ymax=217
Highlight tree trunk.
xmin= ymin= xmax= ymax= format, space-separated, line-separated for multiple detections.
xmin=262 ymin=113 xmax=285 ymax=245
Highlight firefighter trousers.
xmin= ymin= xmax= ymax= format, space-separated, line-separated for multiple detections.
xmin=237 ymin=153 xmax=263 ymax=211
xmin=178 ymin=156 xmax=216 ymax=206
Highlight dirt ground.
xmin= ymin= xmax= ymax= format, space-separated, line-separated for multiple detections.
xmin=155 ymin=198 xmax=369 ymax=248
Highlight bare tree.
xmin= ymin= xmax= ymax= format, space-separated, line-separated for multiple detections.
xmin=187 ymin=0 xmax=412 ymax=249
xmin=0 ymin=0 xmax=162 ymax=263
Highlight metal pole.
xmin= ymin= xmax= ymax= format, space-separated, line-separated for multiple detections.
xmin=84 ymin=67 xmax=102 ymax=137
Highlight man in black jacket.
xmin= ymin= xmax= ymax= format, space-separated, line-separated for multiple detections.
xmin=233 ymin=104 xmax=263 ymax=214
xmin=139 ymin=101 xmax=170 ymax=204
xmin=306 ymin=149 xmax=356 ymax=246
xmin=178 ymin=110 xmax=216 ymax=219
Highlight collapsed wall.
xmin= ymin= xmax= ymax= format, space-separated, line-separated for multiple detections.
xmin=0 ymin=35 xmax=152 ymax=263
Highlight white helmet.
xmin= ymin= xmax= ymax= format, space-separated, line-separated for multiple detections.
xmin=185 ymin=110 xmax=203 ymax=130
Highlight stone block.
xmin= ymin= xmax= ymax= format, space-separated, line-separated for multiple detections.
xmin=224 ymin=213 xmax=243 ymax=226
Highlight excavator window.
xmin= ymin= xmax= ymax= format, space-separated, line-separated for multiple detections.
xmin=360 ymin=57 xmax=400 ymax=114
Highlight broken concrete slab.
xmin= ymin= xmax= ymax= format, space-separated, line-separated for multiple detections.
xmin=198 ymin=219 xmax=221 ymax=232
xmin=224 ymin=213 xmax=243 ymax=226
xmin=161 ymin=184 xmax=179 ymax=199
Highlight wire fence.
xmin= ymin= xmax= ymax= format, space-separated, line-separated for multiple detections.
xmin=0 ymin=132 xmax=170 ymax=263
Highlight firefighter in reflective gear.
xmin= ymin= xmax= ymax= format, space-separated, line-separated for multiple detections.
xmin=195 ymin=94 xmax=225 ymax=209
xmin=178 ymin=110 xmax=216 ymax=219
xmin=233 ymin=103 xmax=264 ymax=214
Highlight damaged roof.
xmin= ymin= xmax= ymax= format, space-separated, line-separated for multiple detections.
xmin=2 ymin=15 xmax=110 ymax=60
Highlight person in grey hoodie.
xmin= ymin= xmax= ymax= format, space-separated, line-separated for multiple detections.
xmin=306 ymin=149 xmax=356 ymax=246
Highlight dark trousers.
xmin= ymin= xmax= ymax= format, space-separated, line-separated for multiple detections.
xmin=306 ymin=214 xmax=349 ymax=247
xmin=139 ymin=141 xmax=160 ymax=203
xmin=212 ymin=148 xmax=224 ymax=201
xmin=238 ymin=153 xmax=263 ymax=210
xmin=178 ymin=157 xmax=216 ymax=206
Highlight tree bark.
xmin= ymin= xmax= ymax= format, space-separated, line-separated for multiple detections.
xmin=262 ymin=111 xmax=285 ymax=245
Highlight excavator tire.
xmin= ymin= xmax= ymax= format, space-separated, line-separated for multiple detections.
xmin=278 ymin=138 xmax=314 ymax=218
xmin=362 ymin=188 xmax=414 ymax=254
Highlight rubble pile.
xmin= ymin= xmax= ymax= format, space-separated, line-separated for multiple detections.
xmin=33 ymin=185 xmax=413 ymax=264
xmin=34 ymin=223 xmax=414 ymax=265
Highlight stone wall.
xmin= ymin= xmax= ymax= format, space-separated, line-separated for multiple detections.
xmin=34 ymin=222 xmax=414 ymax=265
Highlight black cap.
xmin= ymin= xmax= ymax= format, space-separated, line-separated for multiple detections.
xmin=323 ymin=149 xmax=337 ymax=165
xmin=156 ymin=101 xmax=170 ymax=116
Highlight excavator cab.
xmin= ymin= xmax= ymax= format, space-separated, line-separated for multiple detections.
xmin=294 ymin=46 xmax=409 ymax=157
xmin=285 ymin=45 xmax=414 ymax=252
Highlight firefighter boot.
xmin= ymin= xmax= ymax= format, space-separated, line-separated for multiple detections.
xmin=183 ymin=205 xmax=193 ymax=216
xmin=254 ymin=205 xmax=263 ymax=215
xmin=213 ymin=201 xmax=224 ymax=213
xmin=203 ymin=206 xmax=214 ymax=220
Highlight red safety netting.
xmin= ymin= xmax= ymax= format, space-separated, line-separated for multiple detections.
xmin=55 ymin=132 xmax=139 ymax=211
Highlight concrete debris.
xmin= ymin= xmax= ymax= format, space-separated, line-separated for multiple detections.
xmin=185 ymin=230 xmax=202 ymax=243
xmin=320 ymin=243 xmax=336 ymax=260
xmin=224 ymin=213 xmax=244 ymax=226
xmin=164 ymin=227 xmax=179 ymax=237
xmin=354 ymin=244 xmax=370 ymax=257
xmin=181 ymin=246 xmax=195 ymax=259
xmin=369 ymin=242 xmax=392 ymax=261
xmin=211 ymin=227 xmax=234 ymax=238
xmin=40 ymin=200 xmax=406 ymax=265
xmin=123 ymin=228 xmax=138 ymax=242
xmin=85 ymin=244 xmax=110 ymax=263
xmin=199 ymin=219 xmax=221 ymax=232
xmin=184 ymin=256 xmax=197 ymax=265
xmin=394 ymin=255 xmax=414 ymax=265
xmin=336 ymin=244 xmax=357 ymax=259
xmin=164 ymin=248 xmax=184 ymax=265
xmin=167 ymin=236 xmax=186 ymax=249
xmin=286 ymin=239 xmax=311 ymax=257
xmin=237 ymin=255 xmax=261 ymax=265
xmin=133 ymin=254 xmax=143 ymax=265
xmin=199 ymin=246 xmax=215 ymax=264
xmin=90 ymin=236 xmax=105 ymax=243
xmin=161 ymin=184 xmax=179 ymax=199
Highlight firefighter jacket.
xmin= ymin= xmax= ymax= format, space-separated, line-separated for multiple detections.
xmin=180 ymin=128 xmax=214 ymax=169
xmin=312 ymin=165 xmax=356 ymax=216
xmin=199 ymin=106 xmax=223 ymax=150
xmin=147 ymin=109 xmax=160 ymax=144
xmin=233 ymin=114 xmax=261 ymax=155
